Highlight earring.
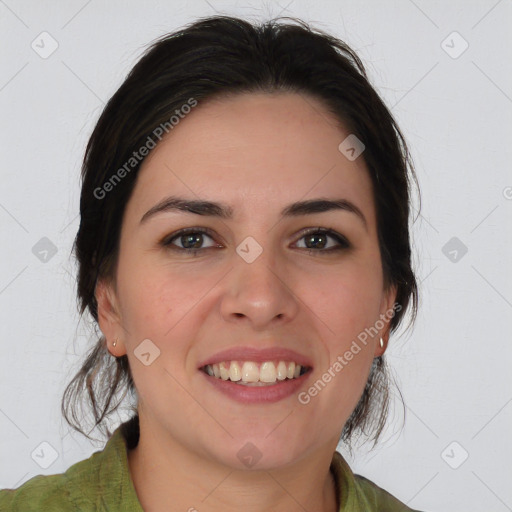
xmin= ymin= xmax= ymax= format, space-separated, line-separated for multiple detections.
xmin=379 ymin=337 xmax=384 ymax=349
xmin=112 ymin=338 xmax=117 ymax=348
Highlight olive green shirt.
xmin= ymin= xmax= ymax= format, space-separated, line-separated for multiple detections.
xmin=0 ymin=417 xmax=422 ymax=511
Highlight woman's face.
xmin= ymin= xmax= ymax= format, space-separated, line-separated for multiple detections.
xmin=97 ymin=92 xmax=396 ymax=469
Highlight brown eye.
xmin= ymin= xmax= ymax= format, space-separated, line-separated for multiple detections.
xmin=162 ymin=228 xmax=218 ymax=254
xmin=295 ymin=228 xmax=350 ymax=254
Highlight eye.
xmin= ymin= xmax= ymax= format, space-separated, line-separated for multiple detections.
xmin=294 ymin=228 xmax=350 ymax=254
xmin=162 ymin=228 xmax=219 ymax=255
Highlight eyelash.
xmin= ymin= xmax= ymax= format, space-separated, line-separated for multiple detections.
xmin=161 ymin=227 xmax=351 ymax=256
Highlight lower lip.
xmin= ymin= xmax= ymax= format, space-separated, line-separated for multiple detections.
xmin=200 ymin=371 xmax=312 ymax=404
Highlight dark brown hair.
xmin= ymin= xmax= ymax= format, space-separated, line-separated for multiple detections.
xmin=62 ymin=15 xmax=419 ymax=448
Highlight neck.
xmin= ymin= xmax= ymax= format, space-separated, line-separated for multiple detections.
xmin=127 ymin=416 xmax=339 ymax=512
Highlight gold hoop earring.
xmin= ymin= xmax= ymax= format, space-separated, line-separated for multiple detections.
xmin=379 ymin=337 xmax=384 ymax=349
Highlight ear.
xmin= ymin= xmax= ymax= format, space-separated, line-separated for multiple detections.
xmin=373 ymin=284 xmax=398 ymax=358
xmin=95 ymin=278 xmax=126 ymax=356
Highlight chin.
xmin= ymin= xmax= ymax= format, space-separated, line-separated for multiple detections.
xmin=209 ymin=429 xmax=312 ymax=472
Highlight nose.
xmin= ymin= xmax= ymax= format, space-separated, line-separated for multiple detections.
xmin=219 ymin=246 xmax=299 ymax=330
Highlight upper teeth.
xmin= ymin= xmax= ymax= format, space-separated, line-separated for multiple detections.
xmin=204 ymin=361 xmax=304 ymax=383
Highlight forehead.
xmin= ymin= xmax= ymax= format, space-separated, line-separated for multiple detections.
xmin=126 ymin=92 xmax=375 ymax=224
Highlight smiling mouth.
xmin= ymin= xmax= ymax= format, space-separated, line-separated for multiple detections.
xmin=201 ymin=360 xmax=312 ymax=386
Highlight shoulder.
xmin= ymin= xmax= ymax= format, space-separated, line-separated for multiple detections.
xmin=352 ymin=473 xmax=424 ymax=512
xmin=0 ymin=472 xmax=72 ymax=511
xmin=0 ymin=418 xmax=142 ymax=512
xmin=330 ymin=451 xmax=425 ymax=512
xmin=0 ymin=426 xmax=127 ymax=512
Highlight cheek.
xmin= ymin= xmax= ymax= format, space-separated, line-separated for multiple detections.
xmin=315 ymin=264 xmax=384 ymax=411
xmin=119 ymin=279 xmax=173 ymax=337
xmin=117 ymin=269 xmax=200 ymax=399
xmin=117 ymin=257 xmax=204 ymax=337
xmin=306 ymin=261 xmax=384 ymax=339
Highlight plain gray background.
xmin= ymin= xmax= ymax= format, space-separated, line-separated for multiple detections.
xmin=1 ymin=1 xmax=511 ymax=511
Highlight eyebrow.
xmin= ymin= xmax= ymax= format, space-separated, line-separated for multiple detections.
xmin=140 ymin=196 xmax=367 ymax=229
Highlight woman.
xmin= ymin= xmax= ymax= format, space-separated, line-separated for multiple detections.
xmin=0 ymin=14 xmax=423 ymax=511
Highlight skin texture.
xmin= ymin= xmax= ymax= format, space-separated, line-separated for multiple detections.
xmin=96 ymin=92 xmax=396 ymax=512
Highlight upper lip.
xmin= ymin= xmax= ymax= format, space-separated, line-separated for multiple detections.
xmin=197 ymin=346 xmax=313 ymax=369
